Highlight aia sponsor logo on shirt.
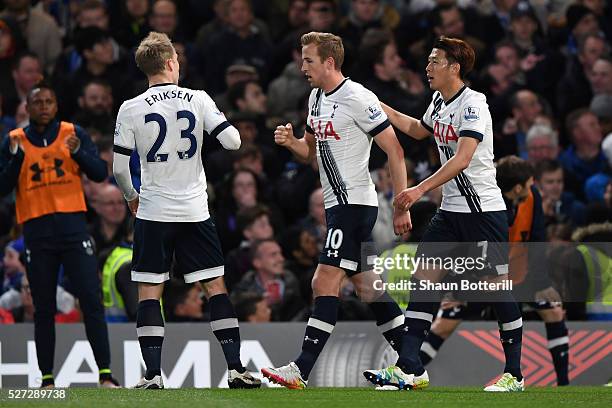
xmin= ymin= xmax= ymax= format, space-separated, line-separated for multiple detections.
xmin=433 ymin=121 xmax=458 ymax=144
xmin=311 ymin=119 xmax=340 ymax=140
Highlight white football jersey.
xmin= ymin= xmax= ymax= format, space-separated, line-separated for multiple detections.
xmin=114 ymin=83 xmax=229 ymax=222
xmin=306 ymin=78 xmax=389 ymax=209
xmin=421 ymin=86 xmax=506 ymax=213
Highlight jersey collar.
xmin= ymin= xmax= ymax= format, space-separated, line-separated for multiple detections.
xmin=443 ymin=84 xmax=467 ymax=105
xmin=148 ymin=83 xmax=175 ymax=88
xmin=325 ymin=77 xmax=350 ymax=97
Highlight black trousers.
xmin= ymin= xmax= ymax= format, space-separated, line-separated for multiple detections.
xmin=24 ymin=233 xmax=110 ymax=376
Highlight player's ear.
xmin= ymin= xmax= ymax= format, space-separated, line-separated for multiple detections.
xmin=452 ymin=62 xmax=460 ymax=75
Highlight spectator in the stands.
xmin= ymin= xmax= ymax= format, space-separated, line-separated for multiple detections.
xmin=0 ymin=16 xmax=27 ymax=96
xmin=267 ymin=43 xmax=311 ymax=127
xmin=339 ymin=0 xmax=400 ymax=64
xmin=200 ymin=0 xmax=272 ymax=95
xmin=410 ymin=3 xmax=486 ymax=72
xmin=535 ymin=159 xmax=587 ymax=227
xmin=233 ymin=238 xmax=305 ymax=321
xmin=272 ymin=0 xmax=308 ymax=42
xmin=89 ymin=183 xmax=129 ymax=255
xmin=72 ymin=79 xmax=114 ymax=135
xmin=496 ymin=89 xmax=543 ymax=158
xmin=227 ymin=79 xmax=272 ymax=139
xmin=163 ymin=280 xmax=204 ymax=322
xmin=232 ymin=291 xmax=271 ymax=322
xmin=557 ymin=33 xmax=608 ymax=119
xmin=526 ymin=123 xmax=561 ymax=164
xmin=589 ymin=55 xmax=612 ymax=96
xmin=58 ymin=26 xmax=131 ymax=118
xmin=1 ymin=0 xmax=62 ymax=74
xmin=213 ymin=64 xmax=259 ymax=113
xmin=358 ymin=28 xmax=428 ymax=168
xmin=281 ymin=225 xmax=318 ymax=304
xmin=559 ymin=109 xmax=608 ymax=199
xmin=2 ymin=51 xmax=42 ymax=119
xmin=113 ymin=0 xmax=151 ymax=49
xmin=299 ymin=187 xmax=326 ymax=247
xmin=215 ymin=168 xmax=283 ymax=252
xmin=149 ymin=0 xmax=185 ymax=42
xmin=564 ymin=3 xmax=602 ymax=57
xmin=225 ymin=205 xmax=275 ymax=291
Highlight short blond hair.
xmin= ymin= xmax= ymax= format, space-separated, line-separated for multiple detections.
xmin=301 ymin=31 xmax=344 ymax=70
xmin=135 ymin=32 xmax=175 ymax=76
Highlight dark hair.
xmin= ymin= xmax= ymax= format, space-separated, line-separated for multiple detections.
xmin=534 ymin=159 xmax=562 ymax=181
xmin=494 ymin=40 xmax=520 ymax=57
xmin=26 ymin=80 xmax=56 ymax=103
xmin=565 ymin=108 xmax=594 ymax=136
xmin=81 ymin=78 xmax=112 ymax=97
xmin=307 ymin=0 xmax=336 ymax=11
xmin=577 ymin=32 xmax=608 ymax=55
xmin=163 ymin=280 xmax=197 ymax=318
xmin=359 ymin=29 xmax=394 ymax=69
xmin=79 ymin=0 xmax=106 ymax=14
xmin=237 ymin=204 xmax=271 ymax=233
xmin=232 ymin=292 xmax=265 ymax=321
xmin=227 ymin=79 xmax=260 ymax=110
xmin=233 ymin=144 xmax=263 ymax=163
xmin=75 ymin=26 xmax=110 ymax=54
xmin=433 ymin=36 xmax=475 ymax=79
xmin=248 ymin=238 xmax=277 ymax=261
xmin=12 ymin=51 xmax=40 ymax=71
xmin=430 ymin=4 xmax=458 ymax=29
xmin=496 ymin=155 xmax=534 ymax=193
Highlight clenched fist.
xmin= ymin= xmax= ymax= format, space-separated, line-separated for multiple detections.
xmin=9 ymin=134 xmax=22 ymax=154
xmin=274 ymin=123 xmax=296 ymax=148
xmin=66 ymin=134 xmax=81 ymax=154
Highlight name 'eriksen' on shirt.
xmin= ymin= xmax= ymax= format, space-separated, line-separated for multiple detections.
xmin=145 ymin=89 xmax=193 ymax=106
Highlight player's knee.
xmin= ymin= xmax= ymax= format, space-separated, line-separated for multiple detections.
xmin=200 ymin=276 xmax=227 ymax=299
xmin=431 ymin=318 xmax=459 ymax=339
xmin=311 ymin=268 xmax=343 ymax=297
xmin=541 ymin=306 xmax=565 ymax=322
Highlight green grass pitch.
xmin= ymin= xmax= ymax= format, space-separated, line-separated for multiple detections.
xmin=2 ymin=387 xmax=611 ymax=408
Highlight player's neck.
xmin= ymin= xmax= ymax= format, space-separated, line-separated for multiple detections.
xmin=439 ymin=79 xmax=465 ymax=103
xmin=148 ymin=73 xmax=177 ymax=88
xmin=321 ymin=71 xmax=346 ymax=94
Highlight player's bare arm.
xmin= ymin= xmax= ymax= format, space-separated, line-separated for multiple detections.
xmin=274 ymin=123 xmax=316 ymax=163
xmin=394 ymin=137 xmax=479 ymax=210
xmin=112 ymin=152 xmax=139 ymax=214
xmin=381 ymin=102 xmax=431 ymax=140
xmin=373 ymin=126 xmax=412 ymax=234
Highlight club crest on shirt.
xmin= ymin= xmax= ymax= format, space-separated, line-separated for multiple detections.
xmin=464 ymin=107 xmax=480 ymax=122
xmin=366 ymin=105 xmax=382 ymax=121
xmin=114 ymin=123 xmax=121 ymax=138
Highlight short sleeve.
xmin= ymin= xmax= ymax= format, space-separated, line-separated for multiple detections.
xmin=199 ymin=91 xmax=231 ymax=138
xmin=420 ymin=93 xmax=438 ymax=134
xmin=113 ymin=103 xmax=135 ymax=156
xmin=458 ymin=94 xmax=488 ymax=142
xmin=351 ymin=90 xmax=390 ymax=137
xmin=305 ymin=89 xmax=318 ymax=135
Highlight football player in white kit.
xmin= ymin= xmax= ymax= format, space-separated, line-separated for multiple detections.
xmin=261 ymin=32 xmax=413 ymax=389
xmin=363 ymin=37 xmax=525 ymax=392
xmin=112 ymin=32 xmax=261 ymax=390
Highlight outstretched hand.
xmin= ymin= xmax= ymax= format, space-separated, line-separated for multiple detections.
xmin=394 ymin=186 xmax=425 ymax=211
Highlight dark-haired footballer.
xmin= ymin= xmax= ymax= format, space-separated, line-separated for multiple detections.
xmin=364 ymin=37 xmax=525 ymax=392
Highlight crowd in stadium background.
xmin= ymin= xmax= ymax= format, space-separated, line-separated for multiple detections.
xmin=0 ymin=0 xmax=610 ymax=325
